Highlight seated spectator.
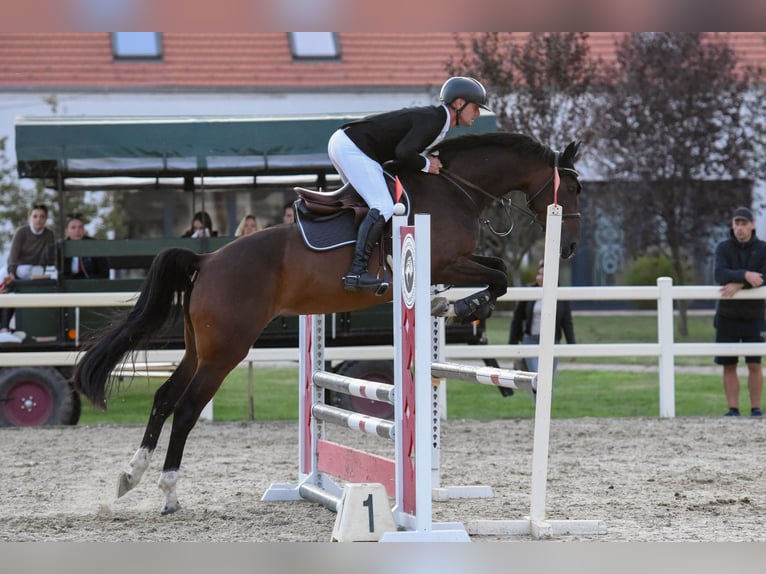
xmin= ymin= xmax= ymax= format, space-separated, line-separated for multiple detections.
xmin=0 ymin=203 xmax=55 ymax=343
xmin=283 ymin=201 xmax=295 ymax=224
xmin=235 ymin=214 xmax=260 ymax=237
xmin=182 ymin=211 xmax=218 ymax=238
xmin=59 ymin=214 xmax=109 ymax=279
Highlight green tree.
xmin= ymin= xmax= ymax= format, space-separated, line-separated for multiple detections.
xmin=591 ymin=32 xmax=766 ymax=334
xmin=446 ymin=32 xmax=603 ymax=285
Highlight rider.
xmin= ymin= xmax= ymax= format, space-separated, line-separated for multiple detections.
xmin=328 ymin=76 xmax=491 ymax=294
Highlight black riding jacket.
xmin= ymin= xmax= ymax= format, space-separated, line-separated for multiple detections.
xmin=714 ymin=230 xmax=766 ymax=320
xmin=341 ymin=105 xmax=449 ymax=172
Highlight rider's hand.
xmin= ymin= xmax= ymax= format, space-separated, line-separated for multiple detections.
xmin=427 ymin=156 xmax=442 ymax=174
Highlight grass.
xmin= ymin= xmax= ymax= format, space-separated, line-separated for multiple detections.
xmin=77 ymin=311 xmax=735 ymax=425
xmin=78 ymin=367 xmax=300 ymax=425
xmin=484 ymin=311 xmax=718 ymax=366
xmin=444 ymin=371 xmax=726 ymax=419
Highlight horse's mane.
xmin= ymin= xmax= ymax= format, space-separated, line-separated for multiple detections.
xmin=434 ymin=132 xmax=554 ymax=165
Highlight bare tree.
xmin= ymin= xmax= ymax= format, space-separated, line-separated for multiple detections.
xmin=591 ymin=32 xmax=766 ymax=333
xmin=447 ymin=32 xmax=603 ymax=285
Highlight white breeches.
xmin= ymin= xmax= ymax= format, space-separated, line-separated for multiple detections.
xmin=328 ymin=129 xmax=394 ymax=220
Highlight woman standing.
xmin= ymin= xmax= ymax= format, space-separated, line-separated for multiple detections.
xmin=509 ymin=260 xmax=576 ymax=378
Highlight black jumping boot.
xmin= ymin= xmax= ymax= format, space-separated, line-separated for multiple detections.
xmin=343 ymin=208 xmax=389 ymax=295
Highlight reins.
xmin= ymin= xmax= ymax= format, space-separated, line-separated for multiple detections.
xmin=439 ymin=163 xmax=581 ymax=237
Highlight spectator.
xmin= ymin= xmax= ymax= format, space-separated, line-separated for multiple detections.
xmin=282 ymin=201 xmax=295 ymax=225
xmin=0 ymin=203 xmax=55 ymax=343
xmin=713 ymin=206 xmax=765 ymax=417
xmin=59 ymin=214 xmax=109 ymax=279
xmin=235 ymin=214 xmax=260 ymax=237
xmin=182 ymin=211 xmax=218 ymax=238
xmin=507 ymin=259 xmax=576 ymax=393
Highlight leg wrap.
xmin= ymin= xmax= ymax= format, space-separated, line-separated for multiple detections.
xmin=453 ymin=290 xmax=495 ymax=322
xmin=159 ymin=470 xmax=181 ymax=515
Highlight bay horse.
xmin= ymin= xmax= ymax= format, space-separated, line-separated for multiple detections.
xmin=72 ymin=132 xmax=583 ymax=514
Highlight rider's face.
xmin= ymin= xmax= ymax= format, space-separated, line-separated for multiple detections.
xmin=457 ymin=101 xmax=481 ymax=126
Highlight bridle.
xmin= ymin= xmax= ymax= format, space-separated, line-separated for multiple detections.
xmin=439 ymin=157 xmax=582 ymax=237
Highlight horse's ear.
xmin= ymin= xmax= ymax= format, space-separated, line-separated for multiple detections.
xmin=562 ymin=140 xmax=581 ymax=164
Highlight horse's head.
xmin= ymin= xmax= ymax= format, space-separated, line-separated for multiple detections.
xmin=525 ymin=140 xmax=582 ymax=259
xmin=433 ymin=132 xmax=583 ymax=259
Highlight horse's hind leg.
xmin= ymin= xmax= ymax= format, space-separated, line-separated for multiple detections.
xmin=117 ymin=356 xmax=197 ymax=498
xmin=155 ymin=363 xmax=235 ymax=514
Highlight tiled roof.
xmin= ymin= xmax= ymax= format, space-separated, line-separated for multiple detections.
xmin=0 ymin=32 xmax=763 ymax=89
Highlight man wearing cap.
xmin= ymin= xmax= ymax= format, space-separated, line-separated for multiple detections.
xmin=713 ymin=206 xmax=766 ymax=417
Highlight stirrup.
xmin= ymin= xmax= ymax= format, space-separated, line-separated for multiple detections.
xmin=371 ymin=280 xmax=389 ymax=296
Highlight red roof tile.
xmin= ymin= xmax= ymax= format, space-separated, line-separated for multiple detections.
xmin=0 ymin=32 xmax=763 ymax=89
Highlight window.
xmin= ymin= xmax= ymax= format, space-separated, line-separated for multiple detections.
xmin=112 ymin=32 xmax=163 ymax=60
xmin=288 ymin=32 xmax=340 ymax=60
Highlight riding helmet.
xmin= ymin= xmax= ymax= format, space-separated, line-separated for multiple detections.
xmin=439 ymin=77 xmax=491 ymax=111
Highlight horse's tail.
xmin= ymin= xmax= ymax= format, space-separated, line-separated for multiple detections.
xmin=72 ymin=247 xmax=201 ymax=409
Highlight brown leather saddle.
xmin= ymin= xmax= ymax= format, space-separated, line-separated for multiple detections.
xmin=293 ymin=173 xmax=409 ymax=251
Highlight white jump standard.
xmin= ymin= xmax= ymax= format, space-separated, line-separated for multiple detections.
xmin=463 ymin=204 xmax=606 ymax=538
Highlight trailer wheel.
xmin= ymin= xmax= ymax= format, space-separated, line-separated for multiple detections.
xmin=333 ymin=361 xmax=395 ymax=420
xmin=0 ymin=367 xmax=75 ymax=427
xmin=66 ymin=386 xmax=82 ymax=425
xmin=56 ymin=367 xmax=82 ymax=425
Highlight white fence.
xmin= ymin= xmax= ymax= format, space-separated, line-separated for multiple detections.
xmin=1 ymin=278 xmax=764 ymax=418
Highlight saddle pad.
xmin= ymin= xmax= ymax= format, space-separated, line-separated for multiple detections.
xmin=296 ymin=205 xmax=357 ymax=251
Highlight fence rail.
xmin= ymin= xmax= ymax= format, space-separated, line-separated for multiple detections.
xmin=2 ymin=278 xmax=764 ymax=418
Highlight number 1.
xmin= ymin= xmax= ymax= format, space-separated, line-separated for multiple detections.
xmin=362 ymin=493 xmax=374 ymax=532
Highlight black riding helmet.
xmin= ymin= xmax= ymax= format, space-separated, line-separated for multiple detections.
xmin=439 ymin=76 xmax=491 ymax=111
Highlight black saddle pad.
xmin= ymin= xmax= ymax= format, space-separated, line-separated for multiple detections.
xmin=295 ymin=203 xmax=357 ymax=251
xmin=294 ymin=172 xmax=410 ymax=252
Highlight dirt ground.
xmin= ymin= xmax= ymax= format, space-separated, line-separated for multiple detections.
xmin=1 ymin=416 xmax=764 ymax=542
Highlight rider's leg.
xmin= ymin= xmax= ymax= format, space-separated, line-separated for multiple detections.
xmin=343 ymin=208 xmax=388 ymax=292
xmin=328 ymin=129 xmax=394 ymax=294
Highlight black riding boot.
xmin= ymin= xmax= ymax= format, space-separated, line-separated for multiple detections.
xmin=343 ymin=208 xmax=389 ymax=295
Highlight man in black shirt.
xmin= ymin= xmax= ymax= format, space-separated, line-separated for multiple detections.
xmin=713 ymin=206 xmax=766 ymax=417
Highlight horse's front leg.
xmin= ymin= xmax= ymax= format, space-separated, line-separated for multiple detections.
xmin=453 ymin=289 xmax=495 ymax=322
xmin=118 ymin=359 xmax=196 ymax=498
xmin=433 ymin=254 xmax=508 ymax=323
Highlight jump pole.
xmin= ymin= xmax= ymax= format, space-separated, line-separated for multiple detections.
xmin=465 ymin=203 xmax=606 ymax=538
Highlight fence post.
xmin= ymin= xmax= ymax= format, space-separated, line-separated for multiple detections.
xmin=656 ymin=276 xmax=675 ymax=418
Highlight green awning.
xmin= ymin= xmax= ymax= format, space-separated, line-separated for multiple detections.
xmin=15 ymin=113 xmax=498 ymax=180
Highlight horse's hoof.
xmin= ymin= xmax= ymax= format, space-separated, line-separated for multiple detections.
xmin=161 ymin=502 xmax=181 ymax=515
xmin=431 ymin=297 xmax=450 ymax=316
xmin=117 ymin=472 xmax=134 ymax=498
